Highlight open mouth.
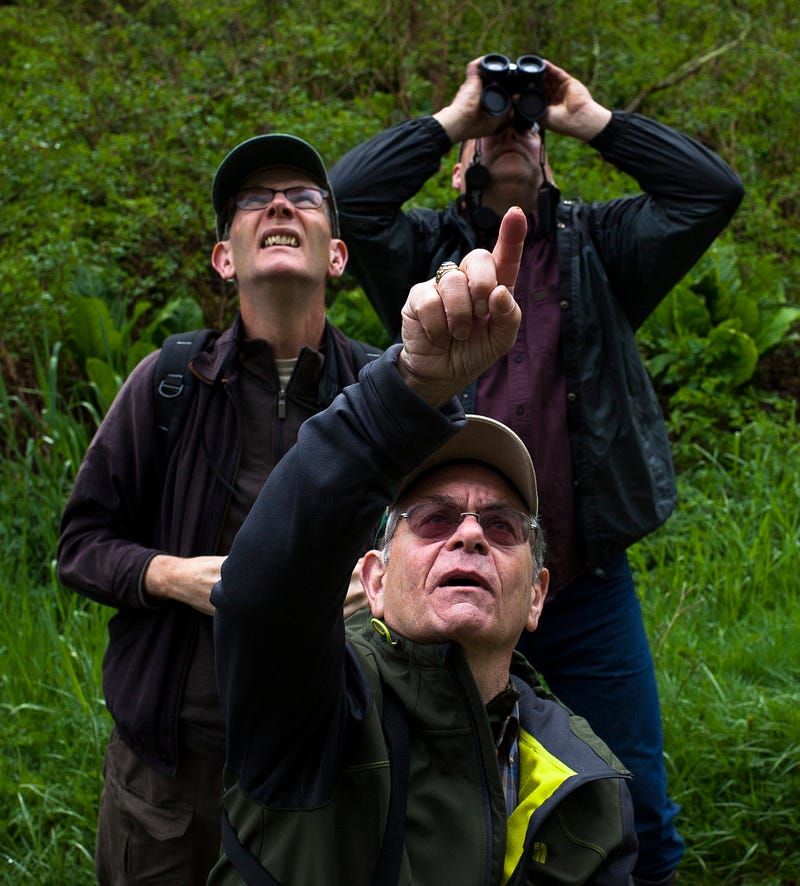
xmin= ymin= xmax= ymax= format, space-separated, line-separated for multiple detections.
xmin=440 ymin=573 xmax=487 ymax=590
xmin=261 ymin=233 xmax=299 ymax=248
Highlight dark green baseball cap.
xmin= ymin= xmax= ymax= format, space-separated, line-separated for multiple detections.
xmin=211 ymin=133 xmax=339 ymax=239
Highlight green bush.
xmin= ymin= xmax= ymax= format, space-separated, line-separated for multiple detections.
xmin=637 ymin=244 xmax=800 ymax=444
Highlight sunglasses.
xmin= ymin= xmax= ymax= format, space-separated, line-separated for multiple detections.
xmin=399 ymin=502 xmax=535 ymax=548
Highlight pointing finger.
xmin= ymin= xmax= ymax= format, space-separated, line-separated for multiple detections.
xmin=491 ymin=207 xmax=527 ymax=294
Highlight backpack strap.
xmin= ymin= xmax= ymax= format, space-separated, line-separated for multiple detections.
xmin=347 ymin=336 xmax=383 ymax=373
xmin=153 ymin=329 xmax=218 ymax=453
xmin=371 ymin=683 xmax=409 ymax=886
xmin=221 ymin=805 xmax=281 ymax=885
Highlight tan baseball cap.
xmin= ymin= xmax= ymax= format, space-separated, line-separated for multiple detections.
xmin=399 ymin=414 xmax=538 ymax=515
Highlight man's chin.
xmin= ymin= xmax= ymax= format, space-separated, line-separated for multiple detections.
xmin=432 ymin=599 xmax=493 ymax=637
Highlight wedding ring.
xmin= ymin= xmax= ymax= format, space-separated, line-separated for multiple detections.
xmin=435 ymin=261 xmax=459 ymax=286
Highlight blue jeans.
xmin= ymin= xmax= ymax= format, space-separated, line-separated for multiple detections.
xmin=517 ymin=552 xmax=685 ymax=881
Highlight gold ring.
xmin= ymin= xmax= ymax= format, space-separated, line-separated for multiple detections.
xmin=435 ymin=261 xmax=459 ymax=286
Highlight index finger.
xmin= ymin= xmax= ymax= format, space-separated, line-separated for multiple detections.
xmin=491 ymin=207 xmax=527 ymax=294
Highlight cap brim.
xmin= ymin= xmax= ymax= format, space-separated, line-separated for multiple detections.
xmin=211 ymin=133 xmax=338 ymax=237
xmin=398 ymin=415 xmax=538 ymax=515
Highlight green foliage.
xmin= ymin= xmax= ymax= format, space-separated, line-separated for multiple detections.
xmin=0 ymin=335 xmax=96 ymax=589
xmin=3 ymin=0 xmax=798 ymax=392
xmin=638 ymin=243 xmax=800 ymax=440
xmin=0 ymin=587 xmax=109 ymax=884
xmin=326 ymin=282 xmax=393 ymax=349
xmin=630 ymin=405 xmax=800 ymax=883
xmin=62 ymin=265 xmax=205 ymax=414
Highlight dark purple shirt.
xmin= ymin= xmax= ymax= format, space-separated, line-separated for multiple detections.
xmin=476 ymin=213 xmax=582 ymax=593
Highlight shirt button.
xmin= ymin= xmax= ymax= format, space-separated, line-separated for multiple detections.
xmin=567 ymin=392 xmax=577 ymax=402
xmin=513 ymin=354 xmax=523 ymax=363
xmin=516 ymin=405 xmax=525 ymax=415
xmin=560 ymin=300 xmax=570 ymax=310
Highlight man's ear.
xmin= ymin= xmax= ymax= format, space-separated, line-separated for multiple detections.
xmin=451 ymin=160 xmax=465 ymax=193
xmin=327 ymin=239 xmax=348 ymax=279
xmin=360 ymin=550 xmax=387 ymax=618
xmin=525 ymin=567 xmax=549 ymax=633
xmin=211 ymin=240 xmax=235 ymax=281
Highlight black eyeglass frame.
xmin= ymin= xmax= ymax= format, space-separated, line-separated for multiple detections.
xmin=232 ymin=186 xmax=329 ymax=212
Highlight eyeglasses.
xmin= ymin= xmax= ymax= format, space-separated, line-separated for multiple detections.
xmin=399 ymin=502 xmax=536 ymax=548
xmin=233 ymin=186 xmax=328 ymax=212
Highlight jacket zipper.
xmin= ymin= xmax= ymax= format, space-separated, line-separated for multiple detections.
xmin=448 ymin=656 xmax=496 ymax=886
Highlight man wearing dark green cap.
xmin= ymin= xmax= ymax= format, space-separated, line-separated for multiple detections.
xmin=57 ymin=133 xmax=380 ymax=883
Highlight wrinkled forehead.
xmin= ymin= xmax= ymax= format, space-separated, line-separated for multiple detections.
xmin=397 ymin=461 xmax=527 ymax=511
xmin=238 ymin=165 xmax=319 ymax=191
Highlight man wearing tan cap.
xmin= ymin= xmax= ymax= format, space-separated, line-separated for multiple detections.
xmin=210 ymin=208 xmax=638 ymax=885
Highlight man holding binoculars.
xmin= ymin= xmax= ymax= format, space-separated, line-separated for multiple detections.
xmin=330 ymin=54 xmax=744 ymax=886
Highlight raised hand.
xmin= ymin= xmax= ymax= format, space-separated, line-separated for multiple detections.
xmin=397 ymin=206 xmax=526 ymax=407
xmin=540 ymin=59 xmax=612 ymax=141
xmin=433 ymin=57 xmax=507 ymax=144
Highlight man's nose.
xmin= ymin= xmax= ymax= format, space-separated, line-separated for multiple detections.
xmin=447 ymin=515 xmax=489 ymax=553
xmin=266 ymin=193 xmax=295 ymax=216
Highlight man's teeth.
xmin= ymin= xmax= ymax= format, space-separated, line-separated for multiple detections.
xmin=263 ymin=234 xmax=299 ymax=247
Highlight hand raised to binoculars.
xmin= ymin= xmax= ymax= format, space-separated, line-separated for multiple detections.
xmin=434 ymin=56 xmax=610 ymax=145
xmin=433 ymin=56 xmax=505 ymax=144
xmin=397 ymin=206 xmax=527 ymax=408
xmin=539 ymin=59 xmax=611 ymax=142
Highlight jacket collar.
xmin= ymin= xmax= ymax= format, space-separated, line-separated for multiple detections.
xmin=191 ymin=313 xmax=361 ymax=405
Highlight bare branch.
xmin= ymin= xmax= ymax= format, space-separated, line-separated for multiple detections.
xmin=625 ymin=19 xmax=752 ymax=113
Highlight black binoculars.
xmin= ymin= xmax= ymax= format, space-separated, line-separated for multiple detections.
xmin=478 ymin=53 xmax=548 ymax=130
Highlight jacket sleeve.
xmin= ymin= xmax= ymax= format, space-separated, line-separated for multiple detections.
xmin=586 ymin=779 xmax=639 ymax=886
xmin=212 ymin=347 xmax=464 ymax=805
xmin=583 ymin=110 xmax=745 ymax=330
xmin=56 ymin=350 xmax=165 ymax=610
xmin=329 ymin=116 xmax=456 ymax=338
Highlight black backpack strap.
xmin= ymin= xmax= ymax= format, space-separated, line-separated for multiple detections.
xmin=372 ymin=683 xmax=409 ymax=886
xmin=153 ymin=328 xmax=217 ymax=453
xmin=220 ymin=684 xmax=409 ymax=886
xmin=347 ymin=336 xmax=383 ymax=373
xmin=221 ymin=804 xmax=281 ymax=885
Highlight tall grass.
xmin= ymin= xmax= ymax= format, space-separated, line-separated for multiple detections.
xmin=1 ymin=339 xmax=109 ymax=883
xmin=1 ymin=344 xmax=798 ymax=884
xmin=631 ymin=407 xmax=800 ymax=885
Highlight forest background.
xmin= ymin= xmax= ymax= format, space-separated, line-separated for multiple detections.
xmin=1 ymin=0 xmax=798 ymax=882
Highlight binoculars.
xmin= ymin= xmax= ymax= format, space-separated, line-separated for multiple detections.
xmin=478 ymin=53 xmax=548 ymax=130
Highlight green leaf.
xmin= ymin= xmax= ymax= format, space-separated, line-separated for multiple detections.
xmin=67 ymin=296 xmax=121 ymax=366
xmin=85 ymin=357 xmax=124 ymax=414
xmin=707 ymin=325 xmax=759 ymax=386
xmin=754 ymin=304 xmax=800 ymax=354
xmin=670 ymin=285 xmax=712 ymax=337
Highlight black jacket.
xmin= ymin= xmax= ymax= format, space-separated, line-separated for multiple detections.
xmin=57 ymin=316 xmax=378 ymax=774
xmin=330 ymin=112 xmax=744 ymax=567
xmin=211 ymin=347 xmax=637 ymax=885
